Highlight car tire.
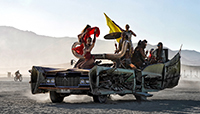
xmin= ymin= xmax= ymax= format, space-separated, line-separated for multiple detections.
xmin=134 ymin=95 xmax=147 ymax=101
xmin=93 ymin=95 xmax=107 ymax=103
xmin=50 ymin=91 xmax=64 ymax=103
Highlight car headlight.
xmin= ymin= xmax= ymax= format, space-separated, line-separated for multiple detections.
xmin=46 ymin=78 xmax=55 ymax=83
xmin=51 ymin=78 xmax=55 ymax=83
xmin=80 ymin=79 xmax=85 ymax=84
xmin=85 ymin=80 xmax=90 ymax=84
xmin=46 ymin=79 xmax=50 ymax=83
xmin=80 ymin=79 xmax=89 ymax=84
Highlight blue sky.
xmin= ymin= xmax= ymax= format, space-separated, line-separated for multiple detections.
xmin=0 ymin=0 xmax=200 ymax=52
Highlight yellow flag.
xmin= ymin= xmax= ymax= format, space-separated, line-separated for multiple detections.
xmin=104 ymin=13 xmax=122 ymax=43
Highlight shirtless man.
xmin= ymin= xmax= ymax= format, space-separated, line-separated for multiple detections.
xmin=122 ymin=24 xmax=137 ymax=54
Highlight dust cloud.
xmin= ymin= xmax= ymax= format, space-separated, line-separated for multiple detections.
xmin=24 ymin=90 xmax=50 ymax=103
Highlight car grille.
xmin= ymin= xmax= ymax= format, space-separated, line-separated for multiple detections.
xmin=55 ymin=76 xmax=80 ymax=86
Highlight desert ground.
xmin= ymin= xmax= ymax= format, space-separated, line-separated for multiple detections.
xmin=0 ymin=76 xmax=200 ymax=114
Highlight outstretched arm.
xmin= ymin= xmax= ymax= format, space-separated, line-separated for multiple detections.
xmin=86 ymin=29 xmax=96 ymax=52
xmin=130 ymin=30 xmax=137 ymax=37
xmin=139 ymin=48 xmax=147 ymax=58
xmin=93 ymin=29 xmax=96 ymax=44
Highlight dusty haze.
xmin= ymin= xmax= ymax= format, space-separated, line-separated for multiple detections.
xmin=0 ymin=26 xmax=200 ymax=76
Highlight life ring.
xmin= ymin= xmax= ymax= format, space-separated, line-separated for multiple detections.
xmin=71 ymin=42 xmax=84 ymax=58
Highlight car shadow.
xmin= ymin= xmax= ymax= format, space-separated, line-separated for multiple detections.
xmin=46 ymin=98 xmax=200 ymax=113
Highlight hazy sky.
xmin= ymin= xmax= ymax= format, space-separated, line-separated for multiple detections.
xmin=0 ymin=0 xmax=200 ymax=51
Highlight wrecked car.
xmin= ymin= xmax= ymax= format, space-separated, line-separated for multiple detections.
xmin=30 ymin=35 xmax=181 ymax=103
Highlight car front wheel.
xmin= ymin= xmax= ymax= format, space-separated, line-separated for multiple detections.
xmin=50 ymin=91 xmax=64 ymax=103
xmin=93 ymin=95 xmax=107 ymax=103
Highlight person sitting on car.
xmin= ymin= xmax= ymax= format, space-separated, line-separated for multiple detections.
xmin=131 ymin=40 xmax=148 ymax=69
xmin=148 ymin=48 xmax=156 ymax=64
xmin=76 ymin=29 xmax=97 ymax=69
xmin=115 ymin=32 xmax=137 ymax=69
xmin=153 ymin=42 xmax=166 ymax=63
xmin=73 ymin=25 xmax=91 ymax=68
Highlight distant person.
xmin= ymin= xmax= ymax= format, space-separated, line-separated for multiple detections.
xmin=15 ymin=70 xmax=20 ymax=77
xmin=15 ymin=70 xmax=22 ymax=79
xmin=14 ymin=70 xmax=22 ymax=82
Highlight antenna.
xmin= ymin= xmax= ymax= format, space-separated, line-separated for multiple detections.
xmin=179 ymin=44 xmax=183 ymax=54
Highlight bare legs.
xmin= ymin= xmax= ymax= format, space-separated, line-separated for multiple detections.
xmin=77 ymin=58 xmax=95 ymax=69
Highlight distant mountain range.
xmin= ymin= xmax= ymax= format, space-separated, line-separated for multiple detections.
xmin=0 ymin=26 xmax=199 ymax=74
